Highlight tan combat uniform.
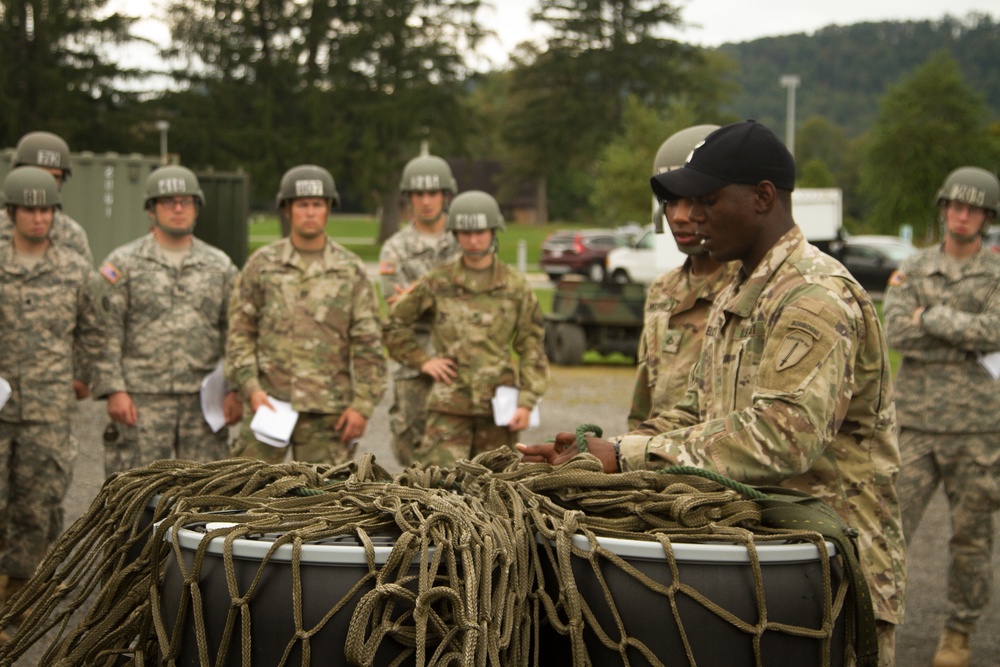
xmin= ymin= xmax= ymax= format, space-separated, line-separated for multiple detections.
xmin=0 ymin=242 xmax=101 ymax=579
xmin=379 ymin=224 xmax=460 ymax=465
xmin=628 ymin=260 xmax=739 ymax=430
xmin=384 ymin=259 xmax=549 ymax=467
xmin=92 ymin=233 xmax=237 ymax=475
xmin=883 ymin=243 xmax=1000 ymax=636
xmin=226 ymin=238 xmax=386 ymax=464
xmin=619 ymin=227 xmax=906 ymax=633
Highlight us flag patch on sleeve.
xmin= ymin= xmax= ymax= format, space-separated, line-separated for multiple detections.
xmin=887 ymin=270 xmax=906 ymax=287
xmin=379 ymin=260 xmax=396 ymax=275
xmin=99 ymin=262 xmax=123 ymax=285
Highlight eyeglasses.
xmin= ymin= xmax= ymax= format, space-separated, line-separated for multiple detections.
xmin=157 ymin=196 xmax=196 ymax=209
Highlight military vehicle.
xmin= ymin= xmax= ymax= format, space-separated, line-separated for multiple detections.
xmin=544 ymin=277 xmax=646 ymax=365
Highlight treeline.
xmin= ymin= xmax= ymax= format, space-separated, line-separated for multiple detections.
xmin=1 ymin=1 xmax=998 ymax=242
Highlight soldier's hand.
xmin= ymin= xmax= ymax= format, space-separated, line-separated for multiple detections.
xmin=385 ymin=283 xmax=414 ymax=306
xmin=421 ymin=357 xmax=458 ymax=384
xmin=517 ymin=432 xmax=620 ymax=473
xmin=508 ymin=406 xmax=532 ymax=432
xmin=223 ymin=391 xmax=243 ymax=425
xmin=107 ymin=391 xmax=138 ymax=426
xmin=73 ymin=380 xmax=91 ymax=400
xmin=910 ymin=306 xmax=927 ymax=327
xmin=249 ymin=390 xmax=274 ymax=413
xmin=336 ymin=407 xmax=367 ymax=444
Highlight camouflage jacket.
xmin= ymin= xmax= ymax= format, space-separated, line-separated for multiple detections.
xmin=883 ymin=243 xmax=1000 ymax=433
xmin=379 ymin=224 xmax=460 ymax=380
xmin=225 ymin=238 xmax=386 ymax=418
xmin=384 ymin=259 xmax=549 ymax=416
xmin=0 ymin=241 xmax=102 ymax=423
xmin=91 ymin=233 xmax=237 ymax=397
xmin=620 ymin=227 xmax=905 ymax=624
xmin=628 ymin=260 xmax=739 ymax=430
xmin=0 ymin=209 xmax=93 ymax=266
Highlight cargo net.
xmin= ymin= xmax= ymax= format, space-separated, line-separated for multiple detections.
xmin=0 ymin=448 xmax=872 ymax=666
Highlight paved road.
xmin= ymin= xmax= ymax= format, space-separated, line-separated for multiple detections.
xmin=13 ymin=364 xmax=1000 ymax=664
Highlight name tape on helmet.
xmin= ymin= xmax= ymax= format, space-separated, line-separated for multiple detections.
xmin=454 ymin=213 xmax=488 ymax=228
xmin=36 ymin=149 xmax=63 ymax=168
xmin=157 ymin=177 xmax=189 ymax=195
xmin=947 ymin=184 xmax=986 ymax=207
xmin=22 ymin=187 xmax=51 ymax=206
xmin=294 ymin=179 xmax=325 ymax=197
xmin=408 ymin=175 xmax=442 ymax=190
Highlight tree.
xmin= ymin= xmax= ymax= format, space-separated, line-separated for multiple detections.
xmin=858 ymin=51 xmax=1000 ymax=240
xmin=501 ymin=0 xmax=721 ymax=222
xmin=0 ymin=0 xmax=141 ymax=149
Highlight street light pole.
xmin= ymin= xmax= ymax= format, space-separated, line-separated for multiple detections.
xmin=779 ymin=74 xmax=800 ymax=159
xmin=155 ymin=120 xmax=170 ymax=164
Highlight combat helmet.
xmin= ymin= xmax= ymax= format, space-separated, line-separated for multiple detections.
xmin=144 ymin=165 xmax=205 ymax=209
xmin=399 ymin=155 xmax=458 ymax=195
xmin=446 ymin=190 xmax=505 ymax=233
xmin=935 ymin=166 xmax=999 ymax=218
xmin=651 ymin=124 xmax=720 ymax=232
xmin=12 ymin=131 xmax=73 ymax=177
xmin=276 ymin=165 xmax=340 ymax=208
xmin=2 ymin=166 xmax=62 ymax=209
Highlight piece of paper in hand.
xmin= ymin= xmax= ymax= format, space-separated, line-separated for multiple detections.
xmin=492 ymin=385 xmax=540 ymax=428
xmin=200 ymin=362 xmax=228 ymax=432
xmin=978 ymin=351 xmax=1000 ymax=381
xmin=0 ymin=376 xmax=11 ymax=412
xmin=250 ymin=397 xmax=299 ymax=448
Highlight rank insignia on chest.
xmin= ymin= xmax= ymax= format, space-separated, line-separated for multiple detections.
xmin=775 ymin=331 xmax=814 ymax=371
xmin=99 ymin=262 xmax=123 ymax=285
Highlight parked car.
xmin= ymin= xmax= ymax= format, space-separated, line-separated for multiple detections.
xmin=836 ymin=235 xmax=917 ymax=295
xmin=605 ymin=225 xmax=687 ymax=285
xmin=540 ymin=229 xmax=630 ymax=282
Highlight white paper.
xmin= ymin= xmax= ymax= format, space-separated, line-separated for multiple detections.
xmin=200 ymin=362 xmax=228 ymax=432
xmin=0 ymin=376 xmax=11 ymax=412
xmin=491 ymin=385 xmax=540 ymax=428
xmin=249 ymin=397 xmax=299 ymax=448
xmin=978 ymin=351 xmax=1000 ymax=381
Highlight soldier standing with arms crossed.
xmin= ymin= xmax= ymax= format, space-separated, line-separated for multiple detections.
xmin=379 ymin=155 xmax=460 ymax=465
xmin=883 ymin=166 xmax=1000 ymax=667
xmin=92 ymin=166 xmax=241 ymax=475
xmin=226 ymin=165 xmax=386 ymax=464
xmin=628 ymin=124 xmax=738 ymax=430
xmin=0 ymin=168 xmax=101 ymax=644
xmin=384 ymin=191 xmax=548 ymax=467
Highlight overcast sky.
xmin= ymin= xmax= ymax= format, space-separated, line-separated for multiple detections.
xmin=120 ymin=0 xmax=996 ymax=70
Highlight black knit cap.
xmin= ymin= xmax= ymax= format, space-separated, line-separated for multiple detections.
xmin=650 ymin=120 xmax=795 ymax=201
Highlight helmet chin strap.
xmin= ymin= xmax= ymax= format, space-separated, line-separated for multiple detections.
xmin=154 ymin=220 xmax=196 ymax=237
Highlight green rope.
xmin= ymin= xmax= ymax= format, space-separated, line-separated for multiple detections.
xmin=660 ymin=465 xmax=769 ymax=501
xmin=573 ymin=423 xmax=602 ymax=453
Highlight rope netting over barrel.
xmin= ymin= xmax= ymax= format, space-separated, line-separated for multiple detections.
xmin=0 ymin=449 xmax=874 ymax=667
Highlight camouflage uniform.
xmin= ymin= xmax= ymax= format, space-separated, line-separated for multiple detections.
xmin=619 ymin=227 xmax=906 ymax=628
xmin=384 ymin=259 xmax=549 ymax=467
xmin=628 ymin=260 xmax=739 ymax=430
xmin=379 ymin=225 xmax=460 ymax=465
xmin=92 ymin=233 xmax=237 ymax=475
xmin=225 ymin=237 xmax=386 ymax=464
xmin=0 ymin=241 xmax=101 ymax=579
xmin=883 ymin=243 xmax=1000 ymax=636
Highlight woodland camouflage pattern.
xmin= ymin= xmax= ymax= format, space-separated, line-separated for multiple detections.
xmin=226 ymin=237 xmax=386 ymax=418
xmin=0 ymin=209 xmax=93 ymax=266
xmin=92 ymin=234 xmax=237 ymax=397
xmin=380 ymin=224 xmax=460 ymax=464
xmin=384 ymin=259 xmax=549 ymax=417
xmin=628 ymin=260 xmax=739 ymax=430
xmin=883 ymin=244 xmax=1000 ymax=635
xmin=0 ymin=241 xmax=101 ymax=578
xmin=619 ymin=227 xmax=906 ymax=625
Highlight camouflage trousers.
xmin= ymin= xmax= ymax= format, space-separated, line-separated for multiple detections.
xmin=233 ymin=411 xmax=358 ymax=465
xmin=0 ymin=419 xmax=77 ymax=579
xmin=103 ymin=393 xmax=230 ymax=477
xmin=897 ymin=428 xmax=1000 ymax=635
xmin=388 ymin=374 xmax=433 ymax=467
xmin=415 ymin=412 xmax=515 ymax=469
